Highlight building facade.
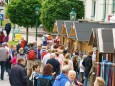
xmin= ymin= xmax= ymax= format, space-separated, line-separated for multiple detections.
xmin=85 ymin=0 xmax=115 ymax=21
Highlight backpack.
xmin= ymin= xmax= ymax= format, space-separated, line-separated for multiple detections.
xmin=37 ymin=78 xmax=52 ymax=86
xmin=41 ymin=51 xmax=47 ymax=59
xmin=27 ymin=49 xmax=36 ymax=60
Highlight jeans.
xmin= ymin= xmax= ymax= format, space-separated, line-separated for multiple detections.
xmin=0 ymin=61 xmax=6 ymax=80
xmin=83 ymin=76 xmax=88 ymax=86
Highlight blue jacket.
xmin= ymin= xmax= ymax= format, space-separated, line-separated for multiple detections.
xmin=53 ymin=73 xmax=70 ymax=86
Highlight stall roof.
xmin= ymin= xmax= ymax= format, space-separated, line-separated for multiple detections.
xmin=74 ymin=22 xmax=115 ymax=41
xmin=63 ymin=21 xmax=77 ymax=37
xmin=53 ymin=20 xmax=64 ymax=34
xmin=89 ymin=28 xmax=115 ymax=53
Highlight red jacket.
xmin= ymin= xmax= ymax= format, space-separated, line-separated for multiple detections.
xmin=21 ymin=40 xmax=26 ymax=48
xmin=0 ymin=34 xmax=5 ymax=43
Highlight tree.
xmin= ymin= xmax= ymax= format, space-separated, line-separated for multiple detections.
xmin=40 ymin=0 xmax=84 ymax=32
xmin=7 ymin=0 xmax=41 ymax=42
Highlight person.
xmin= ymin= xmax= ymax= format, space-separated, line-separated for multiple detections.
xmin=68 ymin=70 xmax=83 ymax=86
xmin=20 ymin=37 xmax=27 ymax=49
xmin=79 ymin=55 xmax=86 ymax=83
xmin=65 ymin=53 xmax=73 ymax=70
xmin=37 ymin=44 xmax=42 ymax=62
xmin=4 ymin=23 xmax=11 ymax=36
xmin=42 ymin=49 xmax=51 ymax=68
xmin=0 ymin=30 xmax=5 ymax=43
xmin=35 ymin=64 xmax=54 ymax=86
xmin=41 ymin=46 xmax=47 ymax=59
xmin=28 ymin=64 xmax=40 ymax=86
xmin=46 ymin=53 xmax=60 ymax=77
xmin=17 ymin=48 xmax=26 ymax=59
xmin=27 ymin=43 xmax=37 ymax=70
xmin=10 ymin=52 xmax=18 ymax=65
xmin=53 ymin=65 xmax=71 ymax=86
xmin=0 ymin=43 xmax=9 ymax=80
xmin=42 ymin=35 xmax=47 ymax=46
xmin=55 ymin=52 xmax=63 ymax=69
xmin=9 ymin=58 xmax=27 ymax=86
xmin=73 ymin=55 xmax=79 ymax=77
xmin=16 ymin=41 xmax=21 ymax=53
xmin=82 ymin=51 xmax=93 ymax=86
xmin=54 ymin=35 xmax=60 ymax=45
xmin=94 ymin=77 xmax=105 ymax=86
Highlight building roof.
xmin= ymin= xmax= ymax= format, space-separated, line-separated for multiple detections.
xmin=74 ymin=22 xmax=115 ymax=41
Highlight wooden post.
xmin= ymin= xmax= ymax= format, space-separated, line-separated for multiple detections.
xmin=96 ymin=50 xmax=99 ymax=62
xmin=113 ymin=54 xmax=115 ymax=63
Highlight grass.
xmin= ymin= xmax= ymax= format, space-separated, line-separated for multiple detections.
xmin=8 ymin=41 xmax=19 ymax=45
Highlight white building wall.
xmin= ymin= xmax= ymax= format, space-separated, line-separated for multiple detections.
xmin=95 ymin=0 xmax=104 ymax=21
xmin=85 ymin=0 xmax=93 ymax=19
xmin=85 ymin=0 xmax=114 ymax=21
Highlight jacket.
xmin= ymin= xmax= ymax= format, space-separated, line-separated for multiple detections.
xmin=53 ymin=73 xmax=70 ymax=86
xmin=82 ymin=55 xmax=92 ymax=78
xmin=0 ymin=47 xmax=8 ymax=61
xmin=9 ymin=63 xmax=27 ymax=86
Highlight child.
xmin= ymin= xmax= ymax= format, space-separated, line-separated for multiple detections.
xmin=28 ymin=64 xmax=40 ymax=86
xmin=11 ymin=52 xmax=18 ymax=65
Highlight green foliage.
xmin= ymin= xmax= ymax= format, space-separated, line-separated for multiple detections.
xmin=7 ymin=0 xmax=41 ymax=28
xmin=40 ymin=0 xmax=84 ymax=32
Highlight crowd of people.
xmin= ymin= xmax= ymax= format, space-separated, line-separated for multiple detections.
xmin=0 ymin=31 xmax=106 ymax=86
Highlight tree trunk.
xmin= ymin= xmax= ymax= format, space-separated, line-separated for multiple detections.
xmin=26 ymin=27 xmax=28 ymax=42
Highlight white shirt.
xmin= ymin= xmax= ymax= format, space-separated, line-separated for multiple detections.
xmin=42 ymin=53 xmax=51 ymax=65
xmin=80 ymin=60 xmax=84 ymax=72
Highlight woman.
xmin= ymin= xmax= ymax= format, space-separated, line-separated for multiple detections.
xmin=94 ymin=77 xmax=105 ymax=86
xmin=65 ymin=53 xmax=73 ymax=70
xmin=73 ymin=55 xmax=79 ymax=74
xmin=28 ymin=64 xmax=40 ymax=86
xmin=36 ymin=64 xmax=54 ymax=86
xmin=79 ymin=55 xmax=86 ymax=83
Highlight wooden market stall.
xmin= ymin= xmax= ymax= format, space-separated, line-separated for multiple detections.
xmin=60 ymin=21 xmax=76 ymax=52
xmin=89 ymin=28 xmax=115 ymax=63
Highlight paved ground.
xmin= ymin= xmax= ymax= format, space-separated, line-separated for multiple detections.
xmin=0 ymin=72 xmax=10 ymax=86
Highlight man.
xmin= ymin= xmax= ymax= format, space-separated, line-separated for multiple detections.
xmin=46 ymin=53 xmax=60 ymax=76
xmin=82 ymin=51 xmax=93 ymax=86
xmin=42 ymin=49 xmax=51 ymax=67
xmin=0 ymin=43 xmax=9 ymax=80
xmin=53 ymin=65 xmax=71 ymax=86
xmin=4 ymin=23 xmax=11 ymax=36
xmin=68 ymin=70 xmax=83 ymax=86
xmin=9 ymin=58 xmax=27 ymax=86
xmin=27 ymin=43 xmax=37 ymax=70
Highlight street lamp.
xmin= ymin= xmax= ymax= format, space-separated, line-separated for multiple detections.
xmin=70 ymin=8 xmax=77 ymax=21
xmin=35 ymin=5 xmax=40 ymax=41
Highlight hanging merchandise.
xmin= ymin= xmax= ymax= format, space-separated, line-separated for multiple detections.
xmin=95 ymin=62 xmax=115 ymax=86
